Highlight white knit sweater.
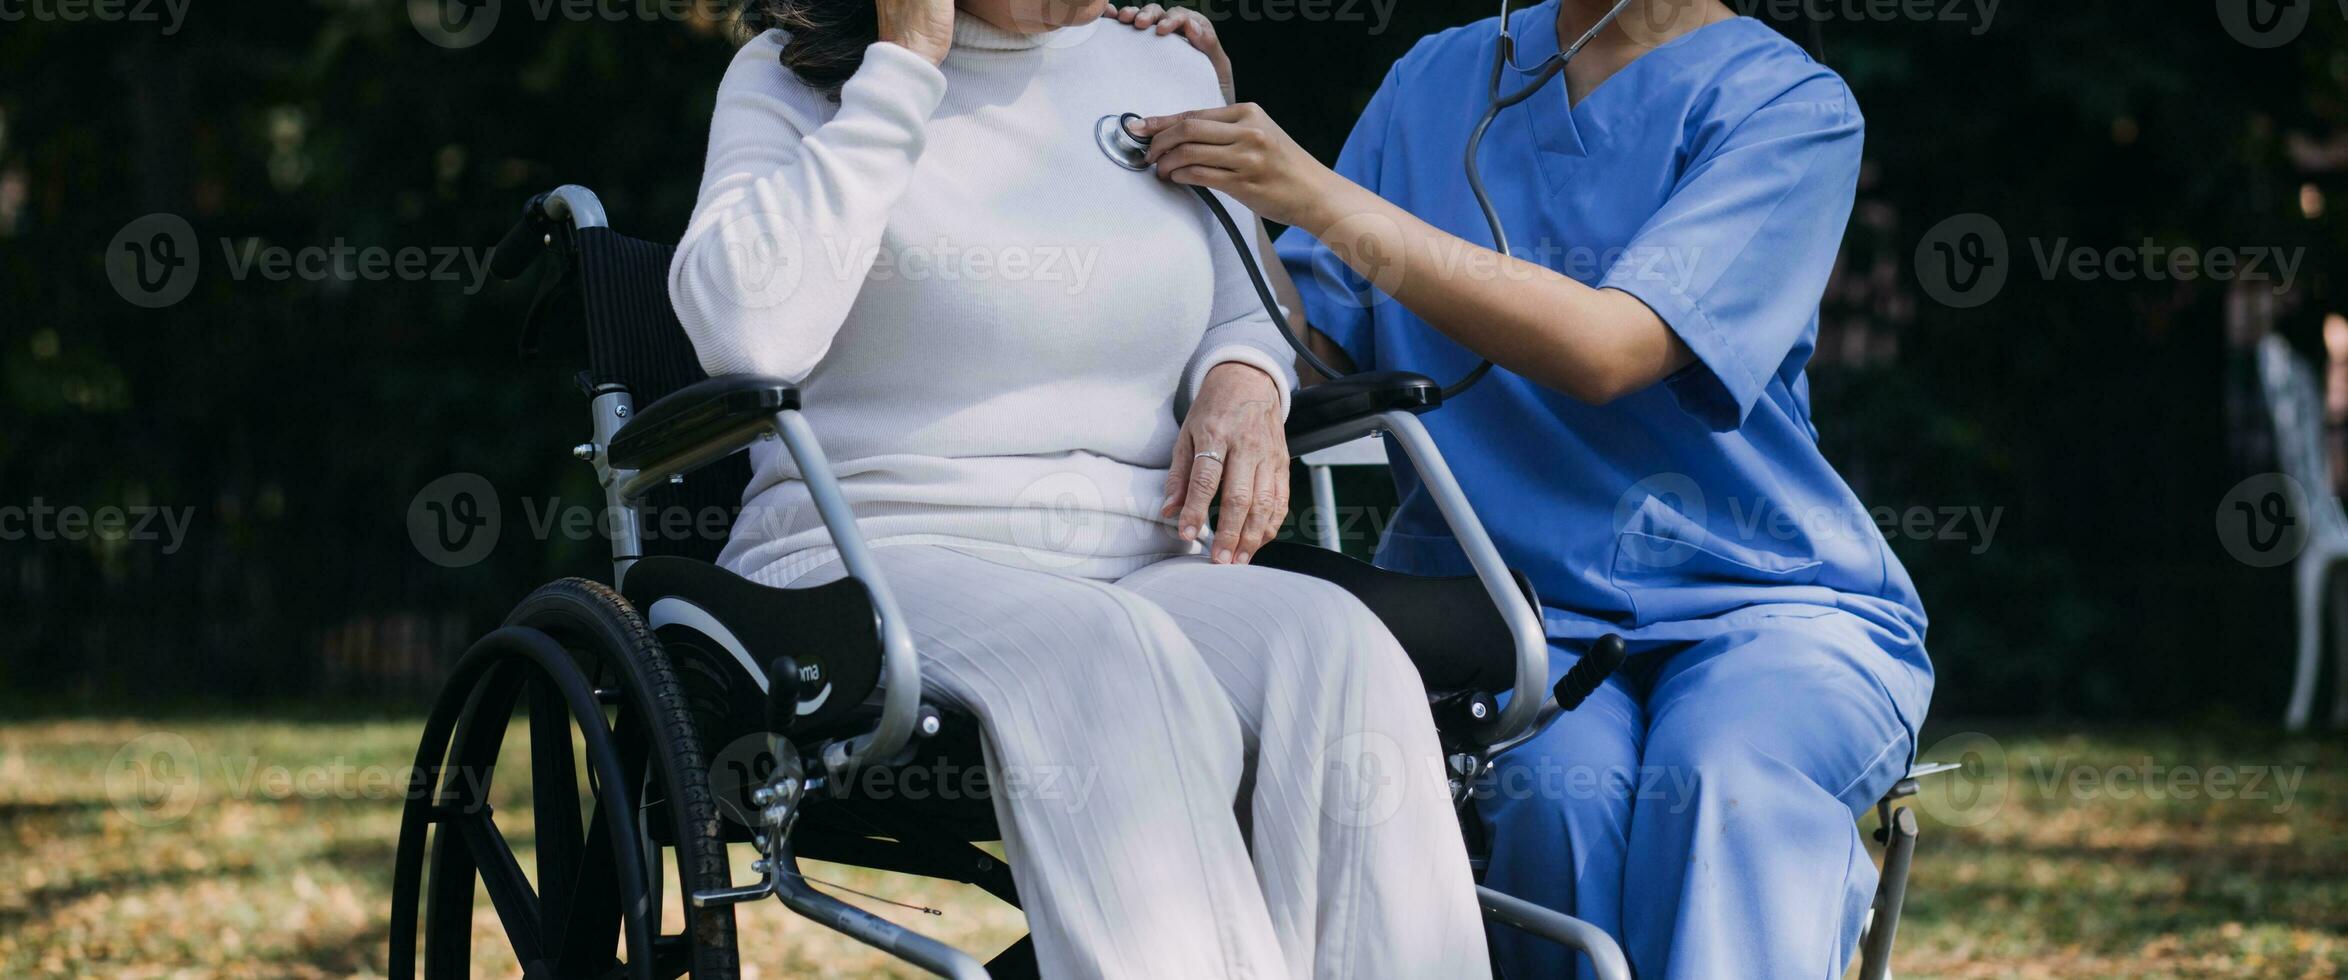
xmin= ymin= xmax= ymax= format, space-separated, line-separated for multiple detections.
xmin=670 ymin=17 xmax=1295 ymax=584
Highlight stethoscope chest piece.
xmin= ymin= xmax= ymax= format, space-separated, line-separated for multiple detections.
xmin=1095 ymin=113 xmax=1153 ymax=171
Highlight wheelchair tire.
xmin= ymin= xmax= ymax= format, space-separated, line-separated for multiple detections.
xmin=394 ymin=577 xmax=740 ymax=979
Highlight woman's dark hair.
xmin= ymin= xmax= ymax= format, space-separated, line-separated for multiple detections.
xmin=737 ymin=0 xmax=880 ymax=100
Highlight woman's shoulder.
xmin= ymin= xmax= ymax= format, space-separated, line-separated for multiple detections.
xmin=1076 ymin=19 xmax=1225 ymax=109
xmin=713 ymin=29 xmax=837 ymax=126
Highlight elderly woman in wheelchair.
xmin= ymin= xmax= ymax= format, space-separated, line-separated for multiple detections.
xmin=669 ymin=0 xmax=1500 ymax=975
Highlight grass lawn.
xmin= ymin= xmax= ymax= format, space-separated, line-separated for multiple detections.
xmin=1 ymin=717 xmax=2341 ymax=978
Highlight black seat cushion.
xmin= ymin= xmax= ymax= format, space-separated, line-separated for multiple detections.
xmin=1251 ymin=540 xmax=1532 ymax=695
xmin=620 ymin=557 xmax=1006 ymax=842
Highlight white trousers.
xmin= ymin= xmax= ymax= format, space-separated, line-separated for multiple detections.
xmin=784 ymin=544 xmax=1491 ymax=980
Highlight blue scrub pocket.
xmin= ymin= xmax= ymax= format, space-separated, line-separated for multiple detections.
xmin=1609 ymin=495 xmax=1824 ymax=626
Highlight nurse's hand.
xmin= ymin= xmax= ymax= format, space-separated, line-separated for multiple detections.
xmin=1136 ymin=104 xmax=1341 ymax=230
xmin=1164 ymin=362 xmax=1289 ymax=565
xmin=1108 ymin=4 xmax=1234 ymax=103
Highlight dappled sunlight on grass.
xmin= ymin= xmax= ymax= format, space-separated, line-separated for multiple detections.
xmin=2 ymin=719 xmax=2341 ymax=977
xmin=1877 ymin=727 xmax=2347 ymax=978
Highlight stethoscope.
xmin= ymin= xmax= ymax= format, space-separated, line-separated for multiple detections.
xmin=1097 ymin=0 xmax=1641 ymax=399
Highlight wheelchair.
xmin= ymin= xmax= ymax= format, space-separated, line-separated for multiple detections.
xmin=388 ymin=184 xmax=1931 ymax=980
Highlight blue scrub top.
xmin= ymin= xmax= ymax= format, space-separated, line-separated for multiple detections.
xmin=1278 ymin=9 xmax=1929 ymax=668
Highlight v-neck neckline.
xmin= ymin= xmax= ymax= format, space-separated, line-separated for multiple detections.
xmin=1510 ymin=4 xmax=1754 ymax=189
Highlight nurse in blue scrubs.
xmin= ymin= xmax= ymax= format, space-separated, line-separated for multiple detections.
xmin=1130 ymin=0 xmax=1935 ymax=976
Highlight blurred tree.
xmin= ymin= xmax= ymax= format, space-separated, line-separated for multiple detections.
xmin=1 ymin=1 xmax=2341 ymax=721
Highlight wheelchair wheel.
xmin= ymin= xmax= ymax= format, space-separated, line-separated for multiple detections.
xmin=389 ymin=578 xmax=740 ymax=979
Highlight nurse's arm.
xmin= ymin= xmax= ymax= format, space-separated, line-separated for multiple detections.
xmin=1305 ymin=179 xmax=1693 ymax=404
xmin=1139 ymin=104 xmax=1690 ymax=404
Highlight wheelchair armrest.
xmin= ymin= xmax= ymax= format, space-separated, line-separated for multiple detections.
xmin=607 ymin=375 xmax=799 ymax=472
xmin=1286 ymin=371 xmax=1441 ymax=455
xmin=1285 ymin=405 xmax=1550 ymax=746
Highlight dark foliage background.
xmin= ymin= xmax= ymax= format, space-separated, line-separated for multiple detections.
xmin=3 ymin=1 xmax=2344 ymax=720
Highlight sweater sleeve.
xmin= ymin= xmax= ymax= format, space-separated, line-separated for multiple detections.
xmin=1181 ymin=190 xmax=1298 ymax=422
xmin=669 ymin=35 xmax=948 ymax=383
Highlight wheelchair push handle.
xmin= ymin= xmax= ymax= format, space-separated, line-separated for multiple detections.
xmin=490 ymin=192 xmax=554 ymax=281
xmin=1553 ymin=634 xmax=1625 ymax=711
xmin=490 ymin=185 xmax=612 ymax=281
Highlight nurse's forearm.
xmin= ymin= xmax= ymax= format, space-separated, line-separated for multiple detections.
xmin=1300 ymin=180 xmax=1693 ymax=404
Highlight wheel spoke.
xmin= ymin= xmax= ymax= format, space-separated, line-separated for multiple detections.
xmin=530 ymin=672 xmax=585 ymax=955
xmin=555 ymin=702 xmax=652 ymax=974
xmin=457 ymin=808 xmax=546 ymax=965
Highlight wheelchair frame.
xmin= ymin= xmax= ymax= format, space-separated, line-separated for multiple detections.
xmin=389 ymin=184 xmax=1925 ymax=980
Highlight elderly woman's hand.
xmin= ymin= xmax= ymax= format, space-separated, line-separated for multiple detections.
xmin=1164 ymin=362 xmax=1288 ymax=564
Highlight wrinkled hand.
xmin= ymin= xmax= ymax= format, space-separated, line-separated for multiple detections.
xmin=877 ymin=0 xmax=956 ymax=65
xmin=1108 ymin=4 xmax=1234 ymax=103
xmin=1164 ymin=362 xmax=1289 ymax=564
xmin=1135 ymin=103 xmax=1339 ymax=230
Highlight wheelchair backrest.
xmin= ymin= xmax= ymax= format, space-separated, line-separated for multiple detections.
xmin=530 ymin=224 xmax=751 ymax=564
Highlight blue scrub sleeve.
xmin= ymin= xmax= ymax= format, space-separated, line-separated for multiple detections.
xmin=1600 ymin=95 xmax=1864 ymax=429
xmin=1275 ymin=66 xmax=1404 ymax=373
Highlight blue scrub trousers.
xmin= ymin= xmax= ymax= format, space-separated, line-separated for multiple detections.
xmin=1477 ymin=611 xmax=1917 ymax=980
